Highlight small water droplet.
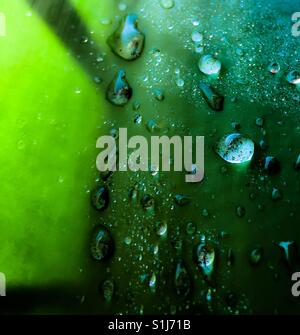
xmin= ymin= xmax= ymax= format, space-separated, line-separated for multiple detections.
xmin=196 ymin=243 xmax=215 ymax=280
xmin=118 ymin=2 xmax=127 ymax=11
xmin=249 ymin=247 xmax=263 ymax=265
xmin=90 ymin=225 xmax=114 ymax=261
xmin=156 ymin=221 xmax=168 ymax=236
xmin=101 ymin=279 xmax=114 ymax=303
xmin=160 ymin=0 xmax=175 ymax=9
xmin=268 ymin=62 xmax=280 ymax=74
xmin=106 ymin=69 xmax=132 ymax=106
xmin=191 ymin=31 xmax=203 ymax=43
xmin=287 ymin=70 xmax=300 ymax=84
xmin=91 ymin=185 xmax=109 ymax=211
xmin=176 ymin=78 xmax=185 ymax=87
xmin=174 ymin=261 xmax=191 ymax=297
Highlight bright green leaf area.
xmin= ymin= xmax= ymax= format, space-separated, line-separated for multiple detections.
xmin=0 ymin=0 xmax=110 ymax=290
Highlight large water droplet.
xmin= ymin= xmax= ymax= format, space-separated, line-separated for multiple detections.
xmin=215 ymin=133 xmax=255 ymax=164
xmin=107 ymin=14 xmax=145 ymax=61
xmin=198 ymin=54 xmax=222 ymax=76
xmin=90 ymin=225 xmax=114 ymax=261
xmin=106 ymin=69 xmax=132 ymax=106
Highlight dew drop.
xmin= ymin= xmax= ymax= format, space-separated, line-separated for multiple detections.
xmin=268 ymin=62 xmax=280 ymax=74
xmin=191 ymin=31 xmax=203 ymax=43
xmin=198 ymin=54 xmax=222 ymax=76
xmin=106 ymin=69 xmax=132 ymax=106
xmin=215 ymin=133 xmax=255 ymax=164
xmin=107 ymin=14 xmax=145 ymax=61
xmin=287 ymin=70 xmax=300 ymax=84
xmin=160 ymin=0 xmax=175 ymax=9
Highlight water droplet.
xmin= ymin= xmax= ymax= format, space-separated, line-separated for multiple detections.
xmin=236 ymin=48 xmax=244 ymax=57
xmin=107 ymin=14 xmax=145 ymax=61
xmin=259 ymin=139 xmax=268 ymax=151
xmin=106 ymin=69 xmax=132 ymax=106
xmin=146 ymin=119 xmax=160 ymax=133
xmin=149 ymin=273 xmax=157 ymax=291
xmin=195 ymin=45 xmax=204 ymax=54
xmin=196 ymin=243 xmax=215 ymax=280
xmin=118 ymin=2 xmax=127 ymax=11
xmin=199 ymin=82 xmax=224 ymax=111
xmin=129 ymin=183 xmax=139 ymax=205
xmin=93 ymin=75 xmax=102 ymax=84
xmin=174 ymin=194 xmax=192 ymax=206
xmin=154 ymin=89 xmax=165 ymax=101
xmin=176 ymin=78 xmax=185 ymax=87
xmin=287 ymin=70 xmax=300 ymax=85
xmin=91 ymin=185 xmax=109 ymax=211
xmin=191 ymin=31 xmax=203 ymax=43
xmin=174 ymin=68 xmax=180 ymax=75
xmin=192 ymin=18 xmax=200 ymax=26
xmin=264 ymin=156 xmax=281 ymax=175
xmin=124 ymin=236 xmax=132 ymax=245
xmin=271 ymin=187 xmax=282 ymax=201
xmin=268 ymin=62 xmax=280 ymax=74
xmin=141 ymin=194 xmax=155 ymax=212
xmin=186 ymin=222 xmax=196 ymax=235
xmin=249 ymin=247 xmax=263 ymax=265
xmin=101 ymin=279 xmax=114 ymax=303
xmin=202 ymin=208 xmax=209 ymax=217
xmin=100 ymin=18 xmax=111 ymax=25
xmin=198 ymin=54 xmax=222 ymax=76
xmin=236 ymin=205 xmax=246 ymax=218
xmin=215 ymin=133 xmax=255 ymax=164
xmin=132 ymin=101 xmax=141 ymax=111
xmin=160 ymin=0 xmax=175 ymax=9
xmin=134 ymin=114 xmax=142 ymax=124
xmin=294 ymin=154 xmax=300 ymax=170
xmin=255 ymin=117 xmax=264 ymax=127
xmin=278 ymin=241 xmax=296 ymax=266
xmin=174 ymin=261 xmax=191 ymax=298
xmin=90 ymin=225 xmax=114 ymax=261
xmin=156 ymin=221 xmax=168 ymax=236
xmin=227 ymin=248 xmax=234 ymax=266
